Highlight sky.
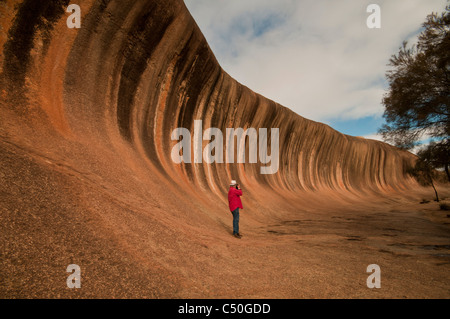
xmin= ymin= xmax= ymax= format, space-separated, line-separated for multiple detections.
xmin=183 ymin=0 xmax=447 ymax=141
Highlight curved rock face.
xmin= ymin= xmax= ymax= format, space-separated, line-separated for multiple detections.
xmin=0 ymin=0 xmax=422 ymax=298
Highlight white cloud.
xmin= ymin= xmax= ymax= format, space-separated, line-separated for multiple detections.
xmin=363 ymin=130 xmax=437 ymax=153
xmin=184 ymin=0 xmax=447 ymax=123
xmin=362 ymin=133 xmax=385 ymax=142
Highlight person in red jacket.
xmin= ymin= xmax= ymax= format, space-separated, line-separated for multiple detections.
xmin=228 ymin=180 xmax=243 ymax=238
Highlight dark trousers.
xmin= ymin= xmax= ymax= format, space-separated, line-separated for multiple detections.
xmin=231 ymin=208 xmax=239 ymax=234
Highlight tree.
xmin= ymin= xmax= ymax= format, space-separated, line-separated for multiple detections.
xmin=408 ymin=152 xmax=440 ymax=202
xmin=417 ymin=140 xmax=450 ymax=180
xmin=379 ymin=5 xmax=450 ymax=183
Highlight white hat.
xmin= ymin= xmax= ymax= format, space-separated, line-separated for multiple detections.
xmin=230 ymin=180 xmax=237 ymax=185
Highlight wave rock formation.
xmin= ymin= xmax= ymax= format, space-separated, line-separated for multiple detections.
xmin=0 ymin=0 xmax=426 ymax=298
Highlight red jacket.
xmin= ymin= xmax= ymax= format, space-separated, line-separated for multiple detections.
xmin=228 ymin=187 xmax=243 ymax=212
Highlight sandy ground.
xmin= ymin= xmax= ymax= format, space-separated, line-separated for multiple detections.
xmin=1 ymin=137 xmax=449 ymax=299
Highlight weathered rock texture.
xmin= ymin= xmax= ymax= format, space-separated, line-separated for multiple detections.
xmin=2 ymin=0 xmax=445 ymax=299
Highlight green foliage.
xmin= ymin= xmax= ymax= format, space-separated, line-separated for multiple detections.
xmin=416 ymin=140 xmax=450 ymax=171
xmin=407 ymin=157 xmax=440 ymax=202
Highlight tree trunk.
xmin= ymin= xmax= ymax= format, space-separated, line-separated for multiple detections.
xmin=429 ymin=173 xmax=439 ymax=202
xmin=445 ymin=163 xmax=450 ymax=183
